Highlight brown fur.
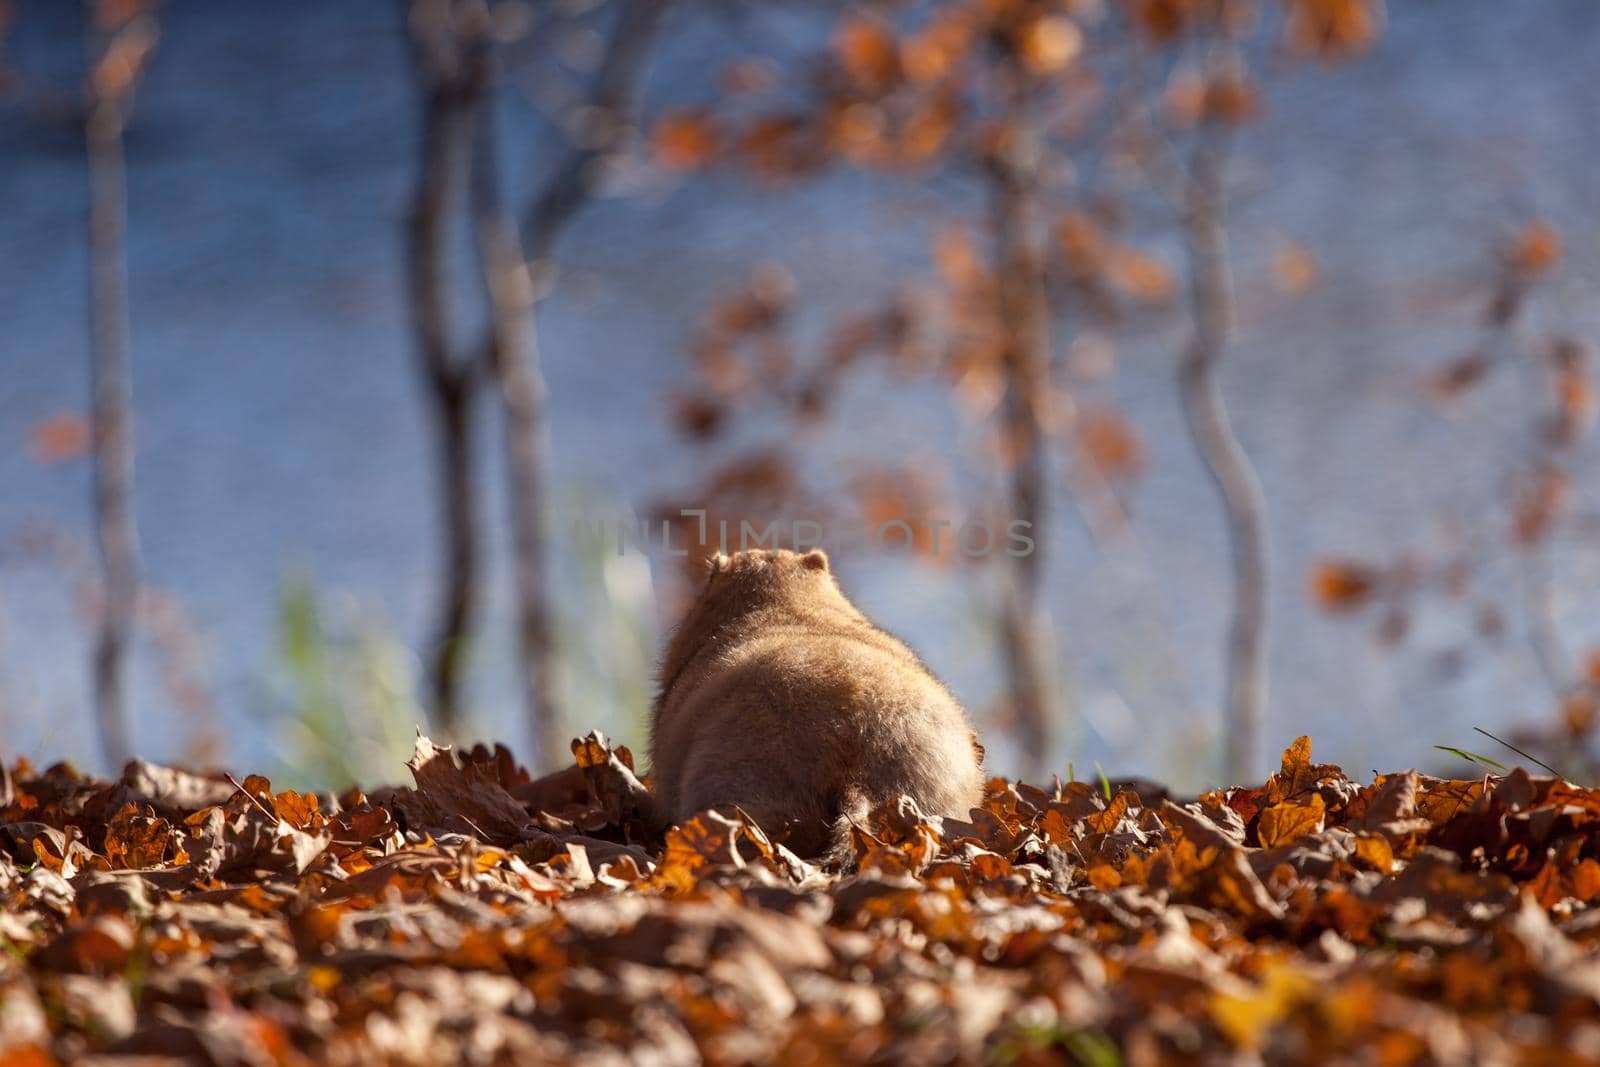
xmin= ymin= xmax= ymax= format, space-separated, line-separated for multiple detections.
xmin=648 ymin=548 xmax=985 ymax=857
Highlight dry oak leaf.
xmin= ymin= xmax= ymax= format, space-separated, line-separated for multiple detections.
xmin=405 ymin=733 xmax=534 ymax=844
xmin=1349 ymin=771 xmax=1431 ymax=843
xmin=1264 ymin=735 xmax=1352 ymax=808
xmin=1257 ymin=794 xmax=1326 ymax=849
xmin=572 ymin=730 xmax=655 ymax=831
xmin=651 ymin=810 xmax=750 ymax=894
xmin=104 ymin=803 xmax=179 ymax=869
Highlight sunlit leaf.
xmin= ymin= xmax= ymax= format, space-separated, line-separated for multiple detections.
xmin=1272 ymin=241 xmax=1318 ymax=295
xmin=27 ymin=412 xmax=91 ymax=465
xmin=1306 ymin=560 xmax=1380 ymax=612
xmin=652 ymin=110 xmax=721 ymax=170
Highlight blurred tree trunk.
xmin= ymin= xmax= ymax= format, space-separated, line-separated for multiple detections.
xmin=470 ymin=107 xmax=561 ymax=768
xmin=406 ymin=0 xmax=487 ymax=736
xmin=1178 ymin=128 xmax=1269 ymax=784
xmin=986 ymin=70 xmax=1057 ymax=784
xmin=85 ymin=7 xmax=156 ymax=771
xmin=407 ymin=0 xmax=665 ymax=762
xmin=477 ymin=0 xmax=668 ymax=768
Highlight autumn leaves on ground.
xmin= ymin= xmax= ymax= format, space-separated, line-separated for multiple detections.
xmin=3 ymin=733 xmax=1599 ymax=1066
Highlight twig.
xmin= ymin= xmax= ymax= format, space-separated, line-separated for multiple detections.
xmin=843 ymin=812 xmax=885 ymax=848
xmin=1174 ymin=52 xmax=1271 ymax=786
xmin=987 ymin=55 xmax=1059 ymax=784
xmin=405 ymin=0 xmax=489 ymax=735
xmin=475 ymin=0 xmax=669 ymax=767
xmin=225 ymin=772 xmax=278 ymax=821
xmin=85 ymin=10 xmax=157 ymax=773
xmin=516 ymin=0 xmax=671 ymax=270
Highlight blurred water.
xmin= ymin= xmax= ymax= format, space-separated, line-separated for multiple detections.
xmin=2 ymin=0 xmax=1599 ymax=786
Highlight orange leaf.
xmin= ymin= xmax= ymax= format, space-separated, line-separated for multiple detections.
xmin=1511 ymin=463 xmax=1568 ymax=547
xmin=1571 ymin=858 xmax=1600 ymax=902
xmin=1205 ymin=69 xmax=1259 ymax=125
xmin=1054 ymin=210 xmax=1105 ymax=276
xmin=1527 ymin=862 xmax=1564 ymax=909
xmin=1306 ymin=560 xmax=1379 ymax=612
xmin=27 ymin=412 xmax=90 ymax=465
xmin=834 ymin=15 xmax=898 ymax=90
xmin=1352 ymin=832 xmax=1393 ymax=873
xmin=1258 ymin=794 xmax=1326 ymax=848
xmin=1128 ymin=0 xmax=1198 ymax=44
xmin=1284 ymin=0 xmax=1383 ymax=60
xmin=1018 ymin=16 xmax=1082 ymax=75
xmin=0 ymin=1047 xmax=58 ymax=1067
xmin=652 ymin=110 xmax=720 ymax=170
xmin=1509 ymin=221 xmax=1562 ymax=277
xmin=1110 ymin=247 xmax=1174 ymax=304
xmin=105 ymin=802 xmax=174 ymax=869
xmin=1076 ymin=408 xmax=1145 ymax=481
xmin=1273 ymin=241 xmax=1318 ymax=295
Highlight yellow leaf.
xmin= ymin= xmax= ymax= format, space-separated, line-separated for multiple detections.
xmin=1209 ymin=961 xmax=1315 ymax=1049
xmin=1019 ymin=16 xmax=1082 ymax=75
xmin=1352 ymin=833 xmax=1393 ymax=873
xmin=1258 ymin=794 xmax=1326 ymax=848
xmin=1273 ymin=241 xmax=1318 ymax=295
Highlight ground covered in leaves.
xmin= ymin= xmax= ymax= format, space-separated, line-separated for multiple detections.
xmin=3 ymin=735 xmax=1600 ymax=1066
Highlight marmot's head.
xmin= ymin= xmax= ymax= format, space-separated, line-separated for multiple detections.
xmin=658 ymin=549 xmax=844 ymax=695
xmin=706 ymin=547 xmax=830 ymax=587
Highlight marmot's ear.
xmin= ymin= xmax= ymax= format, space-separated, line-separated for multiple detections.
xmin=800 ymin=549 xmax=829 ymax=572
xmin=708 ymin=552 xmax=729 ymax=575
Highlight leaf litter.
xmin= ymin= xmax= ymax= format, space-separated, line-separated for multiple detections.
xmin=2 ymin=733 xmax=1599 ymax=1065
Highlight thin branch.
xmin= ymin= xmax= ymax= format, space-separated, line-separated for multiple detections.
xmin=225 ymin=772 xmax=278 ymax=821
xmin=987 ymin=62 xmax=1059 ymax=783
xmin=85 ymin=9 xmax=156 ymax=772
xmin=477 ymin=0 xmax=669 ymax=767
xmin=517 ymin=0 xmax=669 ymax=272
xmin=405 ymin=0 xmax=489 ymax=734
xmin=469 ymin=63 xmax=564 ymax=768
xmin=405 ymin=0 xmax=668 ymax=757
xmin=1176 ymin=108 xmax=1271 ymax=785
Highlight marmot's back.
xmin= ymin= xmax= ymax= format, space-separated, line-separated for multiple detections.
xmin=648 ymin=549 xmax=985 ymax=857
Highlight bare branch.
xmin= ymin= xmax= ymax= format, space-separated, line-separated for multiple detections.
xmin=405 ymin=0 xmax=490 ymax=734
xmin=518 ymin=0 xmax=669 ymax=270
xmin=1176 ymin=119 xmax=1271 ymax=784
xmin=85 ymin=8 xmax=157 ymax=772
xmin=470 ymin=62 xmax=564 ymax=769
xmin=404 ymin=0 xmax=666 ymax=756
xmin=477 ymin=0 xmax=668 ymax=766
xmin=988 ymin=65 xmax=1059 ymax=784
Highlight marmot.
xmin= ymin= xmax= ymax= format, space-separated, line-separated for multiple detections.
xmin=649 ymin=548 xmax=985 ymax=857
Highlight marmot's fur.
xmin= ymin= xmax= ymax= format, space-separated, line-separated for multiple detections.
xmin=648 ymin=548 xmax=985 ymax=857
